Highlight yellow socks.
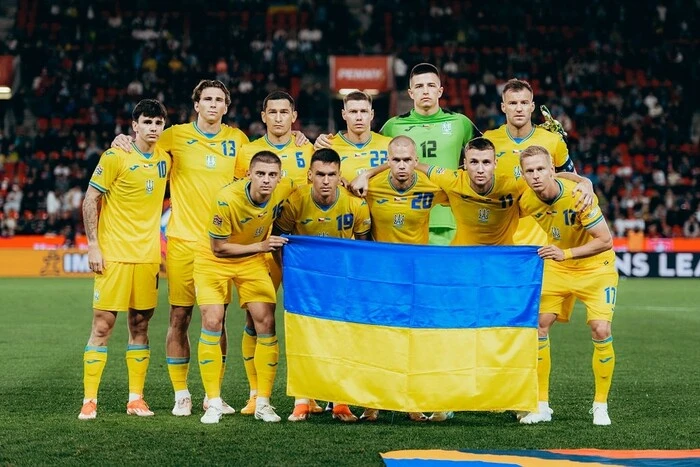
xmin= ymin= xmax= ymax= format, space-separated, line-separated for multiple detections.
xmin=254 ymin=334 xmax=279 ymax=398
xmin=537 ymin=335 xmax=551 ymax=402
xmin=198 ymin=329 xmax=223 ymax=399
xmin=592 ymin=336 xmax=615 ymax=403
xmin=166 ymin=356 xmax=189 ymax=393
xmin=125 ymin=344 xmax=150 ymax=397
xmin=83 ymin=345 xmax=108 ymax=400
xmin=242 ymin=327 xmax=258 ymax=395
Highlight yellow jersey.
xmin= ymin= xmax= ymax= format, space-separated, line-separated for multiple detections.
xmin=202 ymin=178 xmax=296 ymax=263
xmin=89 ymin=144 xmax=170 ymax=263
xmin=329 ymin=131 xmax=393 ymax=181
xmin=235 ymin=134 xmax=314 ymax=185
xmin=275 ymin=185 xmax=371 ymax=238
xmin=484 ymin=125 xmax=571 ymax=245
xmin=427 ymin=166 xmax=525 ymax=246
xmin=366 ymin=172 xmax=448 ymax=244
xmin=159 ymin=122 xmax=249 ymax=241
xmin=518 ymin=178 xmax=616 ymax=272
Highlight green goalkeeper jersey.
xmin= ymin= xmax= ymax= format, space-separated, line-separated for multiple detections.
xmin=380 ymin=108 xmax=480 ymax=229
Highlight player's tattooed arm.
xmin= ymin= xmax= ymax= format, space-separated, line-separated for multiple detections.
xmin=83 ymin=186 xmax=105 ymax=273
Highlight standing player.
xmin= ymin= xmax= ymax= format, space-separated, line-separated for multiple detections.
xmin=314 ymin=91 xmax=392 ymax=181
xmin=484 ymin=78 xmax=574 ymax=246
xmin=78 ymin=99 xmax=170 ymax=420
xmin=517 ymin=146 xmax=617 ymax=426
xmin=272 ymin=148 xmax=371 ymax=423
xmin=195 ymin=151 xmax=295 ymax=424
xmin=234 ymin=91 xmax=315 ymax=415
xmin=235 ymin=91 xmax=314 ymax=185
xmin=380 ymin=63 xmax=480 ymax=245
xmin=111 ymin=82 xmax=308 ymax=417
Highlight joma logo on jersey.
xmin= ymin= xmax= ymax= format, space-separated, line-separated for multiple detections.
xmin=441 ymin=122 xmax=452 ymax=135
xmin=301 ymin=218 xmax=313 ymax=224
xmin=496 ymin=151 xmax=506 ymax=158
xmin=552 ymin=227 xmax=561 ymax=240
xmin=478 ymin=208 xmax=490 ymax=223
xmin=205 ymin=155 xmax=216 ymax=169
xmin=376 ymin=199 xmax=389 ymax=204
xmin=393 ymin=213 xmax=405 ymax=227
xmin=145 ymin=179 xmax=154 ymax=194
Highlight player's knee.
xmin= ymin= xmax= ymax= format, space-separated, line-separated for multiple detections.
xmin=201 ymin=314 xmax=224 ymax=333
xmin=589 ymin=320 xmax=611 ymax=340
xmin=253 ymin=314 xmax=275 ymax=335
xmin=169 ymin=305 xmax=193 ymax=330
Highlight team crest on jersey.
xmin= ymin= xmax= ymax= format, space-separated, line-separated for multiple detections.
xmin=514 ymin=166 xmax=522 ymax=180
xmin=393 ymin=213 xmax=405 ymax=227
xmin=281 ymin=169 xmax=288 ymax=178
xmin=145 ymin=179 xmax=154 ymax=194
xmin=95 ymin=165 xmax=103 ymax=176
xmin=441 ymin=122 xmax=453 ymax=135
xmin=552 ymin=227 xmax=561 ymax=240
xmin=93 ymin=291 xmax=100 ymax=301
xmin=213 ymin=215 xmax=223 ymax=227
xmin=205 ymin=155 xmax=216 ymax=169
xmin=478 ymin=208 xmax=490 ymax=223
xmin=254 ymin=227 xmax=265 ymax=237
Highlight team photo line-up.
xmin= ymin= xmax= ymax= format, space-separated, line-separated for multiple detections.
xmin=78 ymin=63 xmax=617 ymax=427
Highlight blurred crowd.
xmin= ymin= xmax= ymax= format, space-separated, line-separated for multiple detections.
xmin=0 ymin=0 xmax=698 ymax=241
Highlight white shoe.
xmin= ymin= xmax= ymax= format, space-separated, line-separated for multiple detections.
xmin=519 ymin=402 xmax=553 ymax=424
xmin=429 ymin=411 xmax=454 ymax=422
xmin=200 ymin=405 xmax=223 ymax=424
xmin=203 ymin=396 xmax=235 ymax=415
xmin=172 ymin=396 xmax=192 ymax=416
xmin=590 ymin=402 xmax=611 ymax=426
xmin=255 ymin=404 xmax=282 ymax=422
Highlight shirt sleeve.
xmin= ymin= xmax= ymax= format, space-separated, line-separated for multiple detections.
xmin=461 ymin=115 xmax=482 ymax=144
xmin=579 ymin=195 xmax=605 ymax=230
xmin=88 ymin=150 xmax=122 ymax=193
xmin=379 ymin=118 xmax=395 ymax=137
xmin=553 ymin=137 xmax=574 ymax=172
xmin=274 ymin=198 xmax=296 ymax=234
xmin=426 ymin=166 xmax=458 ymax=192
xmin=353 ymin=199 xmax=372 ymax=235
xmin=208 ymin=195 xmax=232 ymax=240
xmin=235 ymin=145 xmax=252 ymax=180
xmin=157 ymin=126 xmax=174 ymax=155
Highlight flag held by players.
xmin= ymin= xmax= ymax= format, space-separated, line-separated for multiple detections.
xmin=283 ymin=236 xmax=543 ymax=412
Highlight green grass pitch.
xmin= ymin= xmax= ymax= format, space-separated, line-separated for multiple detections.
xmin=1 ymin=277 xmax=698 ymax=465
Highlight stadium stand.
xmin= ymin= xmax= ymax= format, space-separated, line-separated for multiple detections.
xmin=0 ymin=0 xmax=697 ymax=240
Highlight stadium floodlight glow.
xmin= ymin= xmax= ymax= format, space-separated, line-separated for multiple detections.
xmin=0 ymin=86 xmax=12 ymax=100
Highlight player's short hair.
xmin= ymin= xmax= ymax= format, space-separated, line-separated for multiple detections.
xmin=501 ymin=78 xmax=533 ymax=99
xmin=465 ymin=137 xmax=496 ymax=153
xmin=388 ymin=135 xmax=417 ymax=152
xmin=310 ymin=148 xmax=341 ymax=167
xmin=409 ymin=63 xmax=441 ymax=83
xmin=191 ymin=79 xmax=231 ymax=107
xmin=520 ymin=145 xmax=552 ymax=165
xmin=250 ymin=150 xmax=282 ymax=169
xmin=343 ymin=90 xmax=372 ymax=106
xmin=132 ymin=99 xmax=167 ymax=121
xmin=263 ymin=90 xmax=295 ymax=111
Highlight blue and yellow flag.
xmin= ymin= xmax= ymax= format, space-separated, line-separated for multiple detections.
xmin=283 ymin=236 xmax=543 ymax=412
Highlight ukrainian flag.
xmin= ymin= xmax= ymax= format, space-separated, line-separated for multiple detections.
xmin=283 ymin=236 xmax=543 ymax=413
